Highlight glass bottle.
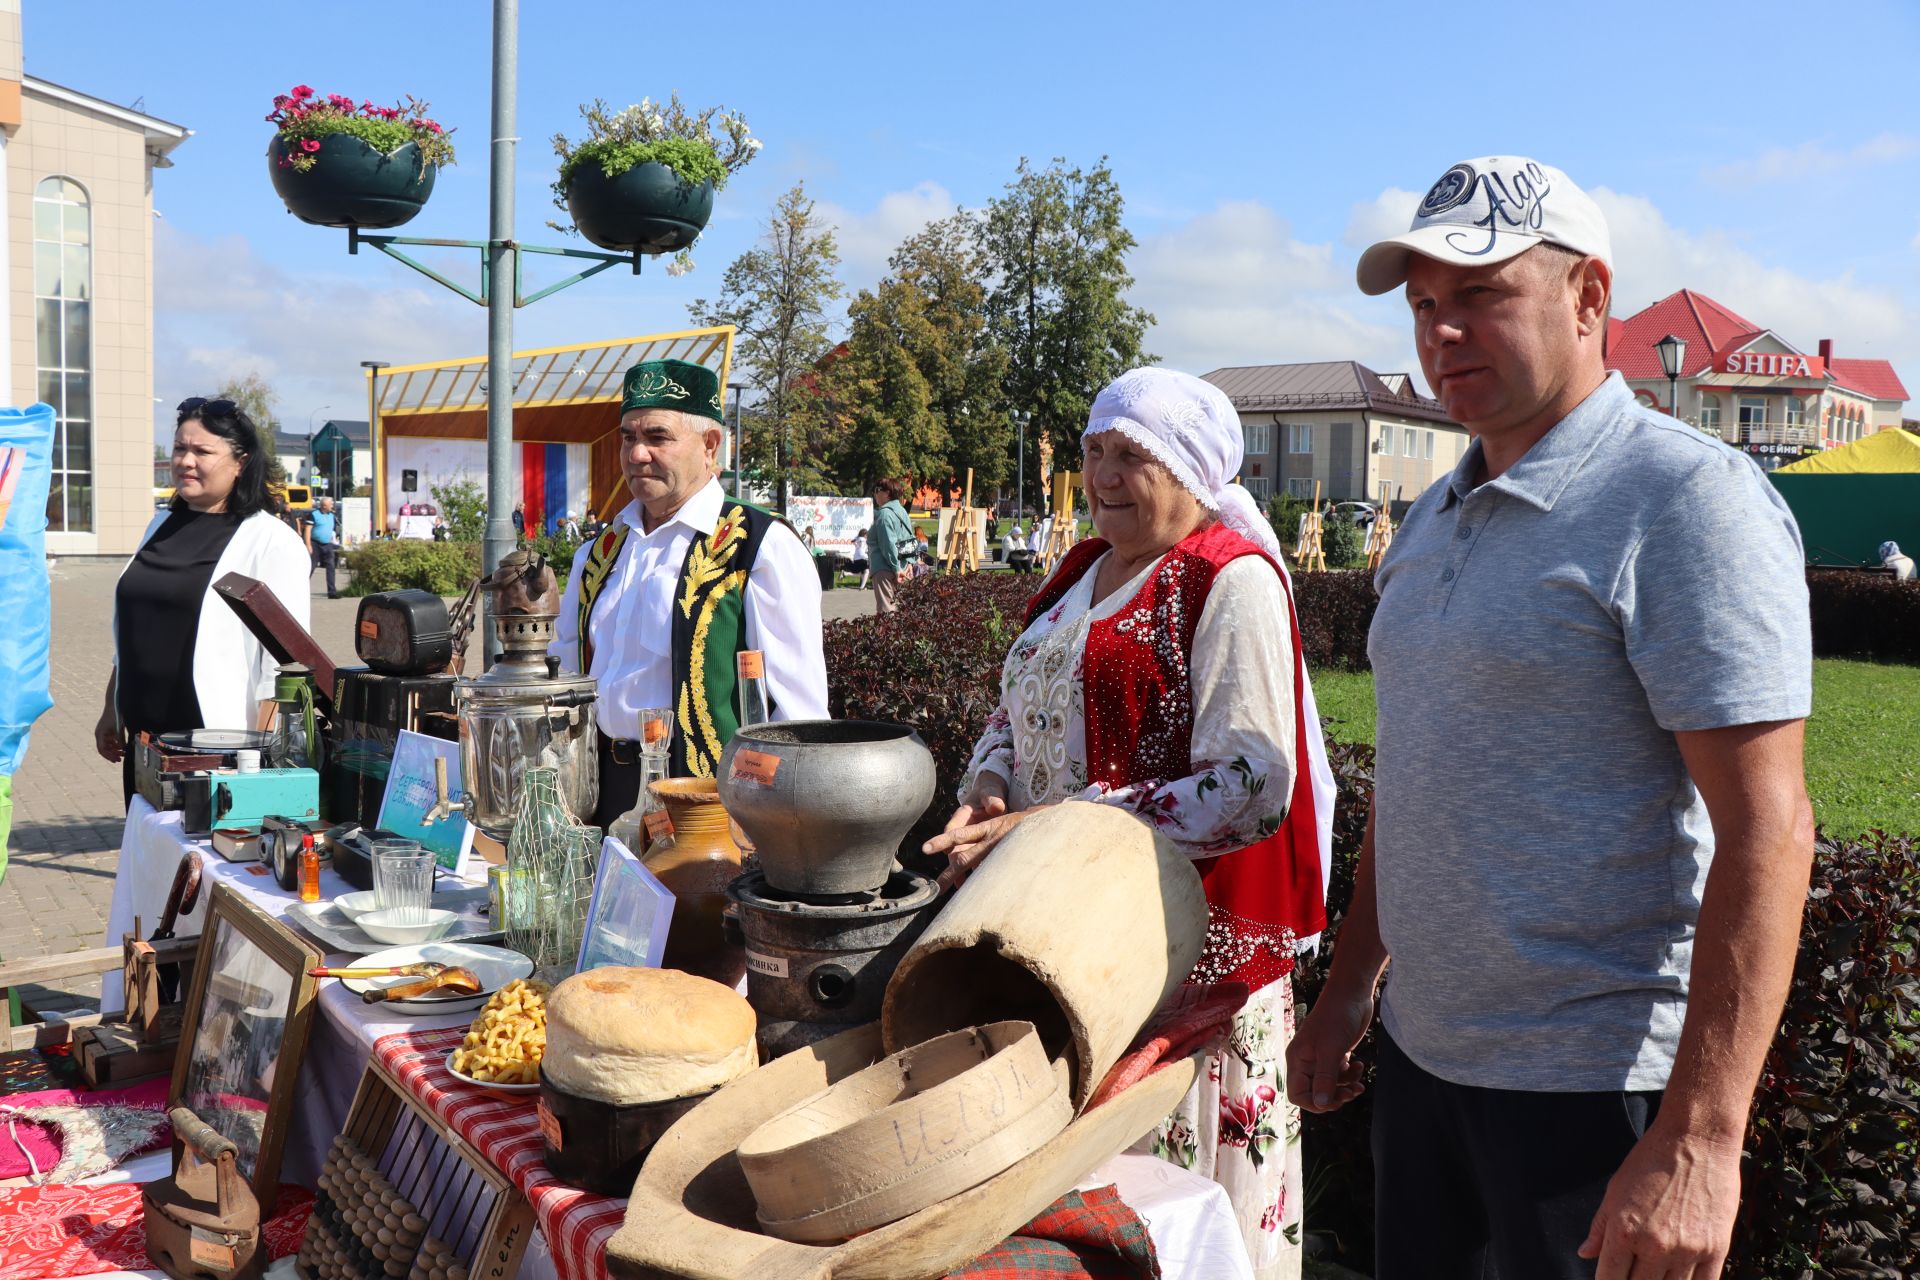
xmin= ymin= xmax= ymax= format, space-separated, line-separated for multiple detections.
xmin=505 ymin=765 xmax=596 ymax=972
xmin=298 ymin=833 xmax=321 ymax=903
xmin=269 ymin=668 xmax=314 ymax=770
xmin=608 ymin=751 xmax=670 ymax=854
xmin=737 ymin=650 xmax=769 ymax=728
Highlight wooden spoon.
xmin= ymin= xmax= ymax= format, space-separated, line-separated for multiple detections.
xmin=310 ymin=962 xmax=451 ymax=980
xmin=360 ymin=967 xmax=483 ymax=1003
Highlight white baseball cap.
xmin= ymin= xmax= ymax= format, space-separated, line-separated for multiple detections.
xmin=1355 ymin=156 xmax=1611 ymax=296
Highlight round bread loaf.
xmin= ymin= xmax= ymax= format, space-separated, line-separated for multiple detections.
xmin=543 ymin=967 xmax=758 ymax=1105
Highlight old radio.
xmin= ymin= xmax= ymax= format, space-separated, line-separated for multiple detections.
xmin=355 ymin=590 xmax=454 ymax=676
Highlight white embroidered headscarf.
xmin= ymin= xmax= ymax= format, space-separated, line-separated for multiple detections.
xmin=1083 ymin=367 xmax=1284 ymax=560
xmin=1084 ymin=365 xmax=1336 ymax=951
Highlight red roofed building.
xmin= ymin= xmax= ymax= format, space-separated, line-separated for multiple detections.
xmin=1606 ymin=289 xmax=1909 ymax=470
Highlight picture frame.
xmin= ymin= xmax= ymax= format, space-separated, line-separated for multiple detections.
xmin=575 ymin=837 xmax=675 ymax=972
xmin=168 ymin=883 xmax=322 ymax=1212
xmin=378 ymin=728 xmax=475 ymax=877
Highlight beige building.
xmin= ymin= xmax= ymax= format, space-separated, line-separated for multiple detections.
xmin=1204 ymin=361 xmax=1466 ymax=512
xmin=1 ymin=1 xmax=189 ymax=554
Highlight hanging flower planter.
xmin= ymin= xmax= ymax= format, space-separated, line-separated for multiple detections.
xmin=268 ymin=134 xmax=437 ymax=230
xmin=549 ymin=95 xmax=761 ymax=275
xmin=564 ymin=161 xmax=713 ymax=255
xmin=265 ymin=86 xmax=455 ymax=230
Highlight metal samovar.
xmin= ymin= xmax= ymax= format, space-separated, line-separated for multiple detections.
xmin=453 ymin=550 xmax=599 ymax=839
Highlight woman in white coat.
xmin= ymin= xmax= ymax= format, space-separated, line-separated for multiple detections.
xmin=93 ymin=397 xmax=311 ymax=804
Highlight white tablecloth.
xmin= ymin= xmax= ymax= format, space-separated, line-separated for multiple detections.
xmin=99 ymin=800 xmax=1253 ymax=1280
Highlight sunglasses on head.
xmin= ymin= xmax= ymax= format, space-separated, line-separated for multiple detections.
xmin=176 ymin=396 xmax=238 ymax=421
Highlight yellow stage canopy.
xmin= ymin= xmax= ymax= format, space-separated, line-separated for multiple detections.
xmin=1776 ymin=428 xmax=1920 ymax=475
xmin=370 ymin=326 xmax=735 ymax=523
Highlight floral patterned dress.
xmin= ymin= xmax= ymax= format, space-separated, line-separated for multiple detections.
xmin=962 ymin=550 xmax=1306 ymax=1280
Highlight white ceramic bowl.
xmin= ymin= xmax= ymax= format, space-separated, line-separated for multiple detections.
xmin=357 ymin=907 xmax=459 ymax=946
xmin=333 ymin=891 xmax=380 ymax=921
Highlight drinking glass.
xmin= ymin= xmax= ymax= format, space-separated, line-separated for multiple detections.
xmin=372 ymin=839 xmax=434 ymax=925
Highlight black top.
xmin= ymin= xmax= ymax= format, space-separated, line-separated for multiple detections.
xmin=116 ymin=508 xmax=245 ymax=734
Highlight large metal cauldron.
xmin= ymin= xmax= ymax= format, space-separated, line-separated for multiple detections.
xmin=717 ymin=721 xmax=936 ymax=900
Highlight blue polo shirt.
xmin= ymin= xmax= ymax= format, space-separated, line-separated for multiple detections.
xmin=1368 ymin=372 xmax=1810 ymax=1092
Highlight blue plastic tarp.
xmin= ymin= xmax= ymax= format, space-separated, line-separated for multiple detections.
xmin=0 ymin=402 xmax=55 ymax=776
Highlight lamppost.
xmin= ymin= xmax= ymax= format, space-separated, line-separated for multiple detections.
xmin=727 ymin=382 xmax=747 ymax=500
xmin=1016 ymin=412 xmax=1028 ymax=520
xmin=1655 ymin=334 xmax=1687 ymax=427
xmin=362 ymin=361 xmax=390 ymax=532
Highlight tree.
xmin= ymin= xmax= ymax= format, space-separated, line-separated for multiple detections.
xmin=977 ymin=158 xmax=1154 ymax=512
xmin=430 ymin=474 xmax=485 ymax=542
xmin=688 ymin=183 xmax=842 ymax=504
xmin=825 ymin=282 xmax=945 ymax=489
xmin=213 ymin=370 xmax=290 ymax=488
xmin=887 ymin=215 xmax=1010 ymax=491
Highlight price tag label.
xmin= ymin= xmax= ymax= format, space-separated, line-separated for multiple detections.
xmin=730 ymin=748 xmax=780 ymax=786
xmin=643 ymin=809 xmax=674 ymax=842
xmin=358 ymin=619 xmax=380 ymax=639
xmin=736 ymin=650 xmax=765 ymax=679
xmin=536 ymin=1100 xmax=563 ymax=1150
xmin=642 ymin=717 xmax=669 ymax=746
xmin=189 ymin=1228 xmax=236 ymax=1270
xmin=745 ymin=950 xmax=788 ymax=978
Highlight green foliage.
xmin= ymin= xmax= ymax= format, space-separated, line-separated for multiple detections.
xmin=1803 ymin=657 xmax=1920 ymax=840
xmin=1266 ymin=494 xmax=1315 ymax=548
xmin=551 ymin=96 xmax=759 ymax=199
xmin=341 ymin=540 xmax=480 ymax=597
xmin=268 ymin=88 xmax=455 ymax=172
xmin=689 ymin=183 xmax=843 ymax=496
xmin=429 ymin=475 xmax=485 ymax=545
xmin=1319 ymin=512 xmax=1365 ymax=567
xmin=977 ymin=157 xmax=1155 ymax=513
xmin=888 ymin=216 xmax=1011 ymax=490
xmin=212 ymin=370 xmax=289 ymax=492
xmin=526 ymin=530 xmax=583 ymax=589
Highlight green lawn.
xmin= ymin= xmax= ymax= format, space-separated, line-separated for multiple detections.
xmin=1310 ymin=658 xmax=1920 ymax=840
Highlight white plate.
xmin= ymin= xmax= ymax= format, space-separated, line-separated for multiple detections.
xmin=341 ymin=943 xmax=533 ymax=1016
xmin=334 ymin=891 xmax=380 ymax=921
xmin=444 ymin=1049 xmax=541 ymax=1099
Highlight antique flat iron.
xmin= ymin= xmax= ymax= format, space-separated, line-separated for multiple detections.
xmin=141 ymin=1105 xmax=264 ymax=1280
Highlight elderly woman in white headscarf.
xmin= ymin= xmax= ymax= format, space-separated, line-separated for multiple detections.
xmin=925 ymin=367 xmax=1335 ymax=1278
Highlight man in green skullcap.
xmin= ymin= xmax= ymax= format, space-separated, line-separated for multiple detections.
xmin=552 ymin=358 xmax=826 ymax=826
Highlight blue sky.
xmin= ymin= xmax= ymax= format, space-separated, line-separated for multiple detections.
xmin=26 ymin=0 xmax=1920 ymax=443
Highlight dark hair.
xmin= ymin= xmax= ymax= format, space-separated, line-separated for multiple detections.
xmin=172 ymin=402 xmax=273 ymax=519
xmin=872 ymin=478 xmax=902 ymax=500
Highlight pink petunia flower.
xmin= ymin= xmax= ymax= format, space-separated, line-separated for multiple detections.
xmin=291 ymin=85 xmax=313 ymax=100
xmin=300 ymin=139 xmax=321 ymax=153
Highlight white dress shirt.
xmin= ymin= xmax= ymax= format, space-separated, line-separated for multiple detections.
xmin=550 ymin=478 xmax=829 ymax=740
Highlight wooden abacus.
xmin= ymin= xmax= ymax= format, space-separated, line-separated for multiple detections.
xmin=295 ymin=1058 xmax=530 ymax=1280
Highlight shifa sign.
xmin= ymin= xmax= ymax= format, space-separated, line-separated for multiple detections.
xmin=1718 ymin=351 xmax=1826 ymax=378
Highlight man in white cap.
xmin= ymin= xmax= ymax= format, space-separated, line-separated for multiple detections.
xmin=1289 ymin=156 xmax=1815 ymax=1278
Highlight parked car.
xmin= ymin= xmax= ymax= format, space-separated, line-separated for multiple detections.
xmin=1330 ymin=501 xmax=1379 ymax=525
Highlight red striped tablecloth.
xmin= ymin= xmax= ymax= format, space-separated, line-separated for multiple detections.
xmin=372 ymin=1026 xmax=624 ymax=1280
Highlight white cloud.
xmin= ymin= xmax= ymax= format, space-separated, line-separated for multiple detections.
xmin=813 ymin=181 xmax=957 ymax=292
xmin=1343 ymin=187 xmax=1419 ymax=249
xmin=1706 ymin=133 xmax=1920 ymax=188
xmin=1592 ymin=187 xmax=1917 ymax=373
xmin=1131 ymin=200 xmax=1414 ymax=378
xmin=154 ymin=223 xmax=476 ymax=441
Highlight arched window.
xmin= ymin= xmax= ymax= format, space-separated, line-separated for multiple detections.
xmin=1698 ymin=394 xmax=1722 ymax=435
xmin=35 ymin=177 xmax=92 ymax=533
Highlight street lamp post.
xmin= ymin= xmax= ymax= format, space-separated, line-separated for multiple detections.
xmin=1017 ymin=412 xmax=1027 ymax=520
xmin=361 ymin=361 xmax=390 ymax=533
xmin=1655 ymin=334 xmax=1687 ymax=428
xmin=728 ymin=382 xmax=746 ymax=500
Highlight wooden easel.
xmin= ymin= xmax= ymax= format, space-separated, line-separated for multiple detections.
xmin=1038 ymin=471 xmax=1078 ymax=573
xmin=1293 ymin=481 xmax=1327 ymax=572
xmin=938 ymin=469 xmax=982 ymax=574
xmin=1364 ymin=483 xmax=1399 ymax=570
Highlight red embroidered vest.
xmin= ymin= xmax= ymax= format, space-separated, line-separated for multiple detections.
xmin=1025 ymin=523 xmax=1326 ymax=987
